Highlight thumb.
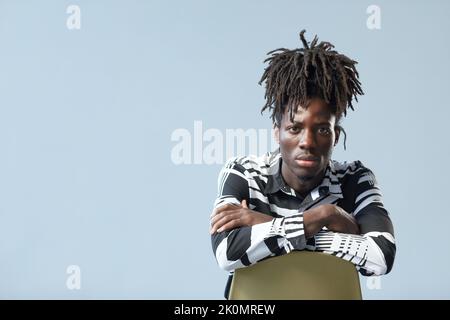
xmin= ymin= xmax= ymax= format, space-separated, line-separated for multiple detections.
xmin=241 ymin=199 xmax=248 ymax=208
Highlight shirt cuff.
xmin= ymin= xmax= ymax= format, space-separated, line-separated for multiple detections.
xmin=268 ymin=212 xmax=307 ymax=250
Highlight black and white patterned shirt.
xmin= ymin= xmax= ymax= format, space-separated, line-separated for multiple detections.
xmin=211 ymin=149 xmax=396 ymax=297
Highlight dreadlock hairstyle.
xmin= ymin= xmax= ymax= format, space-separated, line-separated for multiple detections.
xmin=259 ymin=30 xmax=364 ymax=149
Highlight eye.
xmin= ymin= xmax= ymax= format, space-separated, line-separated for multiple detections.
xmin=318 ymin=127 xmax=331 ymax=135
xmin=288 ymin=126 xmax=300 ymax=134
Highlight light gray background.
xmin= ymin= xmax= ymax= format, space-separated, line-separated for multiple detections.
xmin=0 ymin=0 xmax=448 ymax=299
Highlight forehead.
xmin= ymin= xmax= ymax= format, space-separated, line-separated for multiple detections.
xmin=283 ymin=99 xmax=336 ymax=123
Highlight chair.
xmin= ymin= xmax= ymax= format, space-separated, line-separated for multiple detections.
xmin=229 ymin=251 xmax=362 ymax=300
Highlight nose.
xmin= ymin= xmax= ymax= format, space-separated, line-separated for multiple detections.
xmin=299 ymin=129 xmax=316 ymax=150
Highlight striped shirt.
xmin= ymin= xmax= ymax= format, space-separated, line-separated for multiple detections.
xmin=211 ymin=149 xmax=396 ymax=298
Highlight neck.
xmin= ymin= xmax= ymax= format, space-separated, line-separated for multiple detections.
xmin=281 ymin=162 xmax=326 ymax=195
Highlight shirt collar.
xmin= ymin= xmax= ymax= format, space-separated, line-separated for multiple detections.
xmin=315 ymin=160 xmax=344 ymax=199
xmin=264 ymin=151 xmax=343 ymax=199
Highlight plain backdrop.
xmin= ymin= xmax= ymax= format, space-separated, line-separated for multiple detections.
xmin=0 ymin=0 xmax=449 ymax=299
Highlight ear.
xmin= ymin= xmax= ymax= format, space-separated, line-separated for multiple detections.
xmin=273 ymin=125 xmax=280 ymax=144
xmin=334 ymin=126 xmax=341 ymax=146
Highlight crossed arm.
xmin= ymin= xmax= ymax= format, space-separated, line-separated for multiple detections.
xmin=211 ymin=159 xmax=396 ymax=276
xmin=210 ymin=199 xmax=395 ymax=275
xmin=210 ymin=200 xmax=360 ymax=239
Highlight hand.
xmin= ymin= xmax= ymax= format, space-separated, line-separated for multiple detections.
xmin=209 ymin=200 xmax=273 ymax=234
xmin=303 ymin=204 xmax=360 ymax=238
xmin=324 ymin=204 xmax=360 ymax=235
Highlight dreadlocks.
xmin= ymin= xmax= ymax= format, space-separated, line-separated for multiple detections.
xmin=259 ymin=30 xmax=364 ymax=133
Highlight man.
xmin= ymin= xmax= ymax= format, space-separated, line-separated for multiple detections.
xmin=209 ymin=30 xmax=396 ymax=299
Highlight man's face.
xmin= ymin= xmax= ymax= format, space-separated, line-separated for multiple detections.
xmin=274 ymin=98 xmax=339 ymax=193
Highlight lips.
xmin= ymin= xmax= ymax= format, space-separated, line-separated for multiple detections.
xmin=296 ymin=155 xmax=319 ymax=161
xmin=295 ymin=155 xmax=319 ymax=168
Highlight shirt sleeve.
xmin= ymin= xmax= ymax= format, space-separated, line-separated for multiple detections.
xmin=312 ymin=167 xmax=396 ymax=276
xmin=211 ymin=157 xmax=307 ymax=272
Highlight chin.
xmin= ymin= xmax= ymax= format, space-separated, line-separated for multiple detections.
xmin=297 ymin=174 xmax=316 ymax=182
xmin=293 ymin=169 xmax=315 ymax=182
xmin=293 ymin=167 xmax=318 ymax=181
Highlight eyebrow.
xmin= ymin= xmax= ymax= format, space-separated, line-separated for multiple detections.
xmin=290 ymin=120 xmax=332 ymax=126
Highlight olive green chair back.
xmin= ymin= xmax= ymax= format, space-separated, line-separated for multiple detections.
xmin=229 ymin=251 xmax=362 ymax=300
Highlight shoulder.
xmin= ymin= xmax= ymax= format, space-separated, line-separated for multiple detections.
xmin=222 ymin=150 xmax=280 ymax=176
xmin=331 ymin=159 xmax=380 ymax=189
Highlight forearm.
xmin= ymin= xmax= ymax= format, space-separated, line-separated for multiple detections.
xmin=212 ymin=221 xmax=279 ymax=271
xmin=302 ymin=203 xmax=393 ymax=274
xmin=303 ymin=204 xmax=360 ymax=238
xmin=212 ymin=213 xmax=308 ymax=271
xmin=313 ymin=230 xmax=396 ymax=275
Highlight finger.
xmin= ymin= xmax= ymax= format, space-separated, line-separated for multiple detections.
xmin=241 ymin=199 xmax=248 ymax=208
xmin=210 ymin=203 xmax=240 ymax=218
xmin=209 ymin=216 xmax=239 ymax=234
xmin=209 ymin=204 xmax=241 ymax=219
xmin=210 ymin=208 xmax=229 ymax=226
xmin=211 ymin=209 xmax=240 ymax=227
xmin=216 ymin=209 xmax=250 ymax=232
xmin=216 ymin=219 xmax=243 ymax=233
xmin=210 ymin=213 xmax=242 ymax=234
xmin=209 ymin=208 xmax=217 ymax=219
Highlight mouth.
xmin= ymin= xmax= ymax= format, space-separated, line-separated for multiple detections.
xmin=295 ymin=155 xmax=319 ymax=168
